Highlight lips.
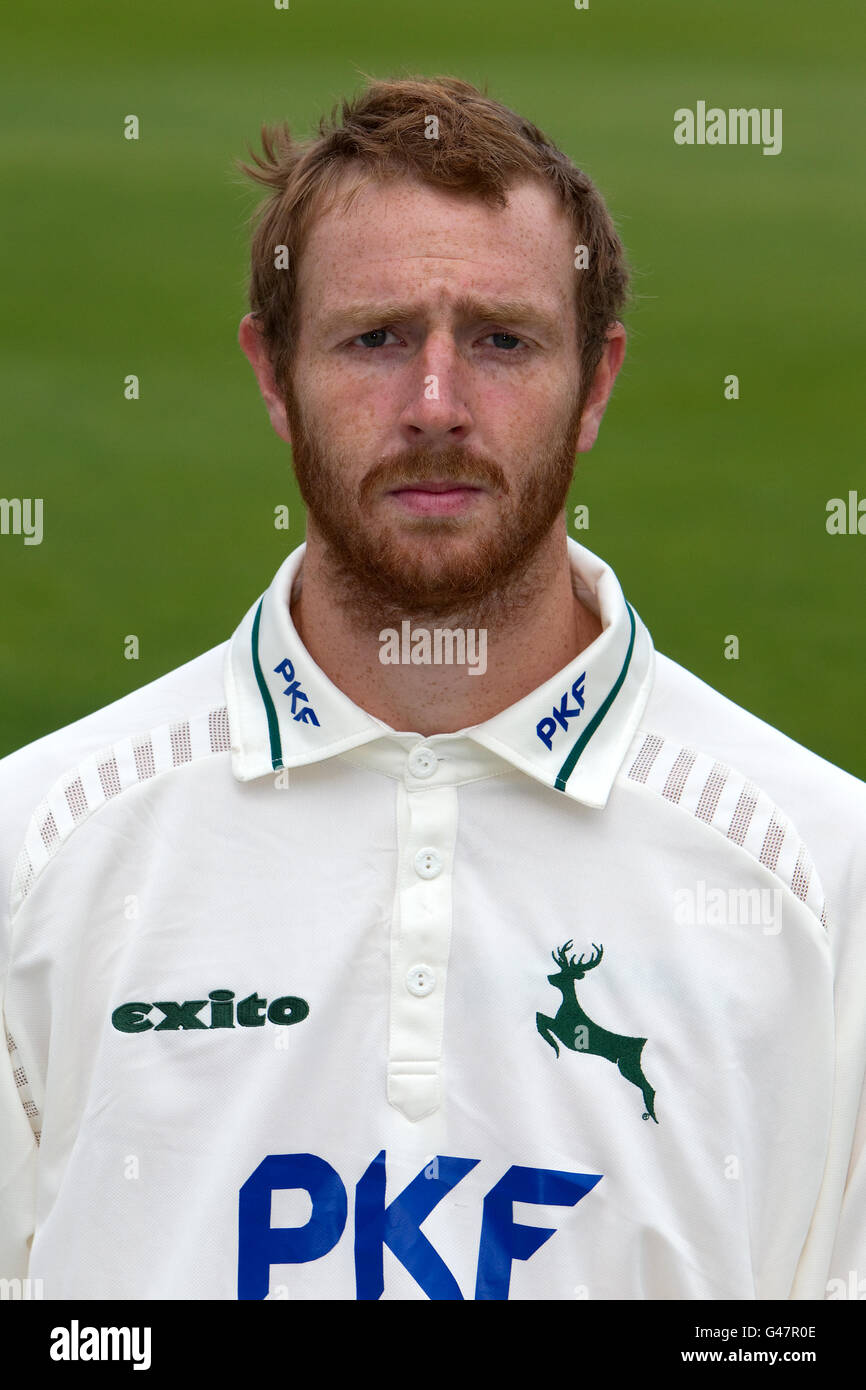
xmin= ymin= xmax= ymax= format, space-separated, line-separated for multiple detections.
xmin=386 ymin=481 xmax=486 ymax=516
xmin=388 ymin=481 xmax=482 ymax=494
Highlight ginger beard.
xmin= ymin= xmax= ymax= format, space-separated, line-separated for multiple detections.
xmin=284 ymin=376 xmax=587 ymax=631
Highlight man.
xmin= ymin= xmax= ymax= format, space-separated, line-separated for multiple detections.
xmin=0 ymin=76 xmax=863 ymax=1301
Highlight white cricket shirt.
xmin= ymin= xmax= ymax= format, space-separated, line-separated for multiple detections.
xmin=1 ymin=538 xmax=864 ymax=1300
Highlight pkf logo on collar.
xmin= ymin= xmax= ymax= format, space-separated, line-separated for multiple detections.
xmin=274 ymin=658 xmax=320 ymax=727
xmin=536 ymin=673 xmax=586 ymax=750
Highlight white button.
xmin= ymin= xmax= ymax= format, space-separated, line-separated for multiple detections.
xmin=408 ymin=746 xmax=438 ymax=779
xmin=414 ymin=847 xmax=442 ymax=879
xmin=406 ymin=964 xmax=435 ymax=997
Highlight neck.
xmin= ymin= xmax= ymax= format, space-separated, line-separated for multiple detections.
xmin=289 ymin=517 xmax=603 ymax=736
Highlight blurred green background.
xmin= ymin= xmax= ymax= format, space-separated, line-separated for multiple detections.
xmin=1 ymin=0 xmax=863 ymax=775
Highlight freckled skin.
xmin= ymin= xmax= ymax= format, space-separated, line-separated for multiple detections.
xmin=239 ymin=175 xmax=626 ymax=735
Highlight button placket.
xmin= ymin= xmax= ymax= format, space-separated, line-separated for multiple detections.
xmin=388 ymin=777 xmax=458 ymax=1122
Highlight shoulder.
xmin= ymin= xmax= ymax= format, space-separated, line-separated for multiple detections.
xmin=644 ymin=651 xmax=866 ymax=823
xmin=627 ymin=651 xmax=866 ymax=938
xmin=0 ymin=643 xmax=230 ymax=923
xmin=0 ymin=642 xmax=229 ymax=794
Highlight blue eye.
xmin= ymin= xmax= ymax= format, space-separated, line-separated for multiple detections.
xmin=355 ymin=329 xmax=391 ymax=348
xmin=489 ymin=332 xmax=522 ymax=350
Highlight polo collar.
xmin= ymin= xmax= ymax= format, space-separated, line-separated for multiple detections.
xmin=224 ymin=538 xmax=654 ymax=808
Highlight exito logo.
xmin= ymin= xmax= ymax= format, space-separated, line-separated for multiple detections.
xmin=112 ymin=990 xmax=310 ymax=1032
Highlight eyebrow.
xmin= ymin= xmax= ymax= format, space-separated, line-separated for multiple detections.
xmin=318 ymin=294 xmax=565 ymax=343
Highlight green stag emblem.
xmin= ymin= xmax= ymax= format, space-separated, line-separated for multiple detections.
xmin=536 ymin=941 xmax=658 ymax=1123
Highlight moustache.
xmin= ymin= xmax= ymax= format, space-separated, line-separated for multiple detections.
xmin=358 ymin=447 xmax=509 ymax=503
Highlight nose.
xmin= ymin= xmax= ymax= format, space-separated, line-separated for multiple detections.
xmin=397 ymin=332 xmax=473 ymax=448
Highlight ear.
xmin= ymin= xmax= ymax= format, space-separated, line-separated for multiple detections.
xmin=575 ymin=323 xmax=627 ymax=454
xmin=238 ymin=313 xmax=292 ymax=444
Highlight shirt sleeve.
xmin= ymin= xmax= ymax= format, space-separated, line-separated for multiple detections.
xmin=0 ymin=997 xmax=37 ymax=1281
xmin=791 ymin=853 xmax=866 ymax=1299
xmin=822 ymin=1043 xmax=866 ymax=1296
xmin=824 ymin=859 xmax=866 ymax=1295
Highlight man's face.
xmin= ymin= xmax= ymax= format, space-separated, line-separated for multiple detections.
xmin=257 ymin=175 xmax=617 ymax=622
